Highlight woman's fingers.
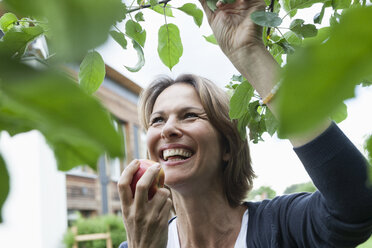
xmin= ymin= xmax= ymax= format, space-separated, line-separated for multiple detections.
xmin=159 ymin=198 xmax=173 ymax=227
xmin=118 ymin=160 xmax=170 ymax=247
xmin=198 ymin=0 xmax=215 ymax=23
xmin=117 ymin=159 xmax=140 ymax=206
xmin=134 ymin=163 xmax=162 ymax=205
xmin=149 ymin=187 xmax=171 ymax=216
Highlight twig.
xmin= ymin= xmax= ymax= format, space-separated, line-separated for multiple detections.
xmin=127 ymin=0 xmax=172 ymax=13
xmin=266 ymin=0 xmax=275 ymax=38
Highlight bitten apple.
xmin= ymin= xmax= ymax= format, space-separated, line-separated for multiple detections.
xmin=130 ymin=159 xmax=165 ymax=200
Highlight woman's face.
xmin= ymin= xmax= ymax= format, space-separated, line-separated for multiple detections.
xmin=146 ymin=83 xmax=226 ymax=191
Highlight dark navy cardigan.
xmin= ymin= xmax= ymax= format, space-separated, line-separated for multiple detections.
xmin=119 ymin=123 xmax=372 ymax=247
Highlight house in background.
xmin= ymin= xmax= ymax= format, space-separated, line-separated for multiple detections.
xmin=64 ymin=65 xmax=147 ymax=223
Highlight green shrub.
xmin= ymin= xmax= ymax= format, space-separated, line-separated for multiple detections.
xmin=63 ymin=214 xmax=126 ymax=248
xmin=63 ymin=229 xmax=75 ymax=248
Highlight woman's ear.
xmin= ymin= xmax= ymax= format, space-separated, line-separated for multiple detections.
xmin=222 ymin=145 xmax=231 ymax=162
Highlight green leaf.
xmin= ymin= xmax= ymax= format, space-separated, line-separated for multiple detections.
xmin=250 ymin=11 xmax=282 ymax=27
xmin=298 ymin=25 xmax=318 ymax=38
xmin=248 ymin=101 xmax=261 ymax=122
xmin=124 ymin=40 xmax=145 ymax=72
xmin=231 ymin=75 xmax=245 ymax=83
xmin=330 ymin=13 xmax=339 ymax=26
xmin=314 ymin=2 xmax=327 ymax=24
xmin=229 ymin=80 xmax=254 ymax=119
xmin=0 ymin=12 xmax=18 ymax=32
xmin=206 ymin=0 xmax=218 ymax=11
xmin=277 ymin=39 xmax=295 ymax=54
xmin=330 ymin=102 xmax=348 ymax=123
xmin=360 ymin=73 xmax=372 ymax=86
xmin=203 ymin=34 xmax=218 ymax=45
xmin=332 ymin=0 xmax=351 ymax=9
xmin=284 ymin=31 xmax=302 ymax=46
xmin=158 ymin=23 xmax=183 ymax=70
xmin=289 ymin=18 xmax=304 ymax=29
xmin=365 ymin=135 xmax=372 ymax=185
xmin=19 ymin=17 xmax=30 ymax=28
xmin=289 ymin=0 xmax=327 ymax=10
xmin=270 ymin=33 xmax=282 ymax=42
xmin=247 ymin=101 xmax=265 ymax=143
xmin=0 ymin=154 xmax=10 ymax=223
xmin=282 ymin=0 xmax=291 ymax=12
xmin=290 ymin=19 xmax=318 ymax=38
xmin=4 ymin=0 xmax=124 ymax=61
xmin=135 ymin=12 xmax=145 ymax=22
xmin=178 ymin=3 xmax=203 ymax=27
xmin=302 ymin=26 xmax=330 ymax=46
xmin=125 ymin=20 xmax=146 ymax=48
xmin=151 ymin=5 xmax=174 ymax=17
xmin=0 ymin=107 xmax=34 ymax=136
xmin=265 ymin=107 xmax=279 ymax=136
xmin=365 ymin=135 xmax=372 ymax=165
xmin=110 ymin=30 xmax=127 ymax=50
xmin=117 ymin=3 xmax=128 ymax=22
xmin=282 ymin=0 xmax=298 ymax=17
xmin=360 ymin=80 xmax=372 ymax=87
xmin=237 ymin=111 xmax=250 ymax=140
xmin=278 ymin=6 xmax=372 ymax=136
xmin=0 ymin=58 xmax=125 ymax=171
xmin=273 ymin=0 xmax=282 ymax=14
xmin=269 ymin=43 xmax=284 ymax=65
xmin=150 ymin=0 xmax=158 ymax=6
xmin=79 ymin=51 xmax=106 ymax=94
xmin=0 ymin=25 xmax=44 ymax=58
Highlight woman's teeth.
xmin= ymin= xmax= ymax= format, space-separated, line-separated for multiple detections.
xmin=163 ymin=148 xmax=192 ymax=161
xmin=167 ymin=157 xmax=185 ymax=162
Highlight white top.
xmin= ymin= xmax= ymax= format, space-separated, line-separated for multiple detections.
xmin=166 ymin=209 xmax=249 ymax=248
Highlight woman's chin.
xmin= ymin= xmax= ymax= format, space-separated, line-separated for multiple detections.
xmin=164 ymin=174 xmax=192 ymax=191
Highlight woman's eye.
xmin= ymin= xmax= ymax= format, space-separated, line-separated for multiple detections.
xmin=150 ymin=117 xmax=164 ymax=125
xmin=184 ymin=112 xmax=198 ymax=119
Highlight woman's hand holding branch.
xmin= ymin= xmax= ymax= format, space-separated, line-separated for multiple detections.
xmin=198 ymin=0 xmax=331 ymax=146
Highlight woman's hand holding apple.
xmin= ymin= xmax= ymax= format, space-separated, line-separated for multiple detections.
xmin=118 ymin=159 xmax=172 ymax=248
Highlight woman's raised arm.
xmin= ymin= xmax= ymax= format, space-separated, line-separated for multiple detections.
xmin=198 ymin=0 xmax=331 ymax=146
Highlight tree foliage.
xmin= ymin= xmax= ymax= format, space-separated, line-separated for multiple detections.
xmin=0 ymin=154 xmax=9 ymax=223
xmin=0 ymin=0 xmax=371 ymax=222
xmin=283 ymin=181 xmax=317 ymax=194
xmin=247 ymin=185 xmax=277 ymax=200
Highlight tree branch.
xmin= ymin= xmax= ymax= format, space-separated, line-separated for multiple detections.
xmin=266 ymin=0 xmax=275 ymax=38
xmin=127 ymin=0 xmax=172 ymax=13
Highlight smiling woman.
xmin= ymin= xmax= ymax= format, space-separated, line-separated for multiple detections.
xmin=117 ymin=74 xmax=372 ymax=248
xmin=140 ymin=75 xmax=254 ymax=206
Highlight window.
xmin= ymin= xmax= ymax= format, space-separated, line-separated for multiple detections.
xmin=108 ymin=120 xmax=128 ymax=181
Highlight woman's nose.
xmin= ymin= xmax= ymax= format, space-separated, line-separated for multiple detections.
xmin=161 ymin=117 xmax=182 ymax=139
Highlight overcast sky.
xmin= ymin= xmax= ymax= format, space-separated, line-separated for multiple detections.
xmin=98 ymin=1 xmax=372 ymax=194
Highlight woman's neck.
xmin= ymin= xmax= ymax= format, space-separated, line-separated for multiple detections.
xmin=171 ymin=188 xmax=247 ymax=248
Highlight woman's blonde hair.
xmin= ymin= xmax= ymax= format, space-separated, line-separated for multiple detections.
xmin=139 ymin=74 xmax=255 ymax=207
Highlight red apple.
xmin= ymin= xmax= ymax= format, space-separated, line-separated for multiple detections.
xmin=130 ymin=159 xmax=165 ymax=200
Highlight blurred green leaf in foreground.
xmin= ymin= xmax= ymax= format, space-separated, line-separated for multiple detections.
xmin=278 ymin=6 xmax=372 ymax=137
xmin=0 ymin=58 xmax=125 ymax=171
